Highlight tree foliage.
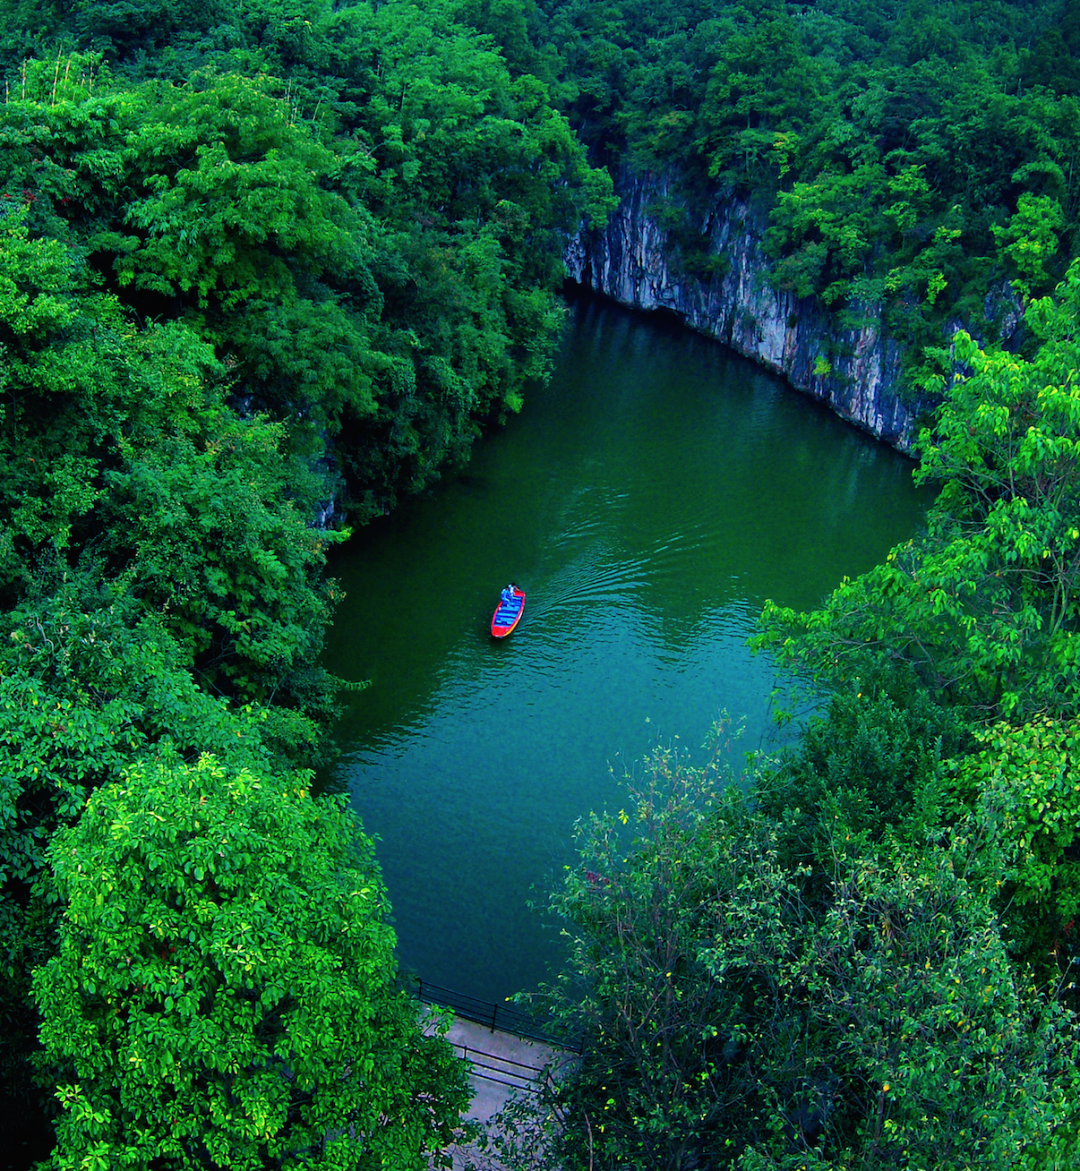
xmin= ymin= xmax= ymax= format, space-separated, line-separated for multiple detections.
xmin=535 ymin=743 xmax=1080 ymax=1171
xmin=0 ymin=5 xmax=616 ymax=1154
xmin=33 ymin=753 xmax=471 ymax=1169
xmin=943 ymin=714 xmax=1080 ymax=974
xmin=757 ymin=263 xmax=1080 ymax=725
xmin=0 ymin=10 xmax=614 ymax=514
xmin=527 ymin=0 xmax=1080 ymax=371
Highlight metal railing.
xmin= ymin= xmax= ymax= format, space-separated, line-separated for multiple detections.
xmin=413 ymin=978 xmax=583 ymax=1053
xmin=451 ymin=1042 xmax=548 ymax=1093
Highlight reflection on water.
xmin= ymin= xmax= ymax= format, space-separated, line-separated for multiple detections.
xmin=321 ymin=296 xmax=933 ymax=1002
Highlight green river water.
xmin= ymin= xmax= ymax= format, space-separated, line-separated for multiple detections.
xmin=320 ymin=295 xmax=933 ymax=1005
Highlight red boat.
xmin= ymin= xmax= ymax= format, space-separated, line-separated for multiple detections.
xmin=491 ymin=587 xmax=525 ymax=638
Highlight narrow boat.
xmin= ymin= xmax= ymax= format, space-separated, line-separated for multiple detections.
xmin=491 ymin=587 xmax=525 ymax=638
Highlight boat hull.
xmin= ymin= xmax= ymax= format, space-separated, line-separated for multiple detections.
xmin=491 ymin=588 xmax=525 ymax=638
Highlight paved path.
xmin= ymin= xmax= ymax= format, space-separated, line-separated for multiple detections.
xmin=425 ymin=1014 xmax=580 ymax=1169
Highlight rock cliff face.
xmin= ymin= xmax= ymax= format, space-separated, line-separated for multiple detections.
xmin=566 ymin=169 xmax=926 ymax=451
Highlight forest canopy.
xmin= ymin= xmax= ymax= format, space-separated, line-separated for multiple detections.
xmin=0 ymin=1 xmax=612 ymax=1164
xmin=3 ymin=0 xmax=1080 ymax=1168
xmin=518 ymin=0 xmax=1080 ymax=369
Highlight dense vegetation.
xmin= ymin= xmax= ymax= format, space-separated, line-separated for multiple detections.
xmin=3 ymin=0 xmax=1080 ymax=1168
xmin=0 ymin=0 xmax=612 ymax=1165
xmin=513 ymin=0 xmax=1080 ymax=379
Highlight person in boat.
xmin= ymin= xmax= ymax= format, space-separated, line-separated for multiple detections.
xmin=500 ymin=584 xmax=514 ymax=607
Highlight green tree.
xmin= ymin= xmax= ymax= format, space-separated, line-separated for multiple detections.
xmin=730 ymin=836 xmax=1079 ymax=1171
xmin=753 ymin=687 xmax=965 ymax=873
xmin=103 ymin=401 xmax=342 ymax=710
xmin=32 ymin=752 xmax=471 ymax=1170
xmin=944 ymin=714 xmax=1080 ymax=973
xmin=757 ymin=261 xmax=1080 ymax=723
xmin=993 ymin=191 xmax=1067 ymax=298
xmin=538 ymin=745 xmax=1080 ymax=1171
xmin=766 ymin=163 xmax=891 ymax=303
xmin=0 ymin=572 xmax=300 ymax=1122
xmin=540 ymin=735 xmax=749 ymax=1171
xmin=696 ymin=16 xmax=835 ymax=190
xmin=107 ymin=69 xmax=381 ymax=438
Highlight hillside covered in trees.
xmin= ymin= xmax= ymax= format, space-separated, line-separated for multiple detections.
xmin=3 ymin=0 xmax=1080 ymax=1168
xmin=517 ymin=0 xmax=1080 ymax=379
xmin=0 ymin=0 xmax=612 ymax=1164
